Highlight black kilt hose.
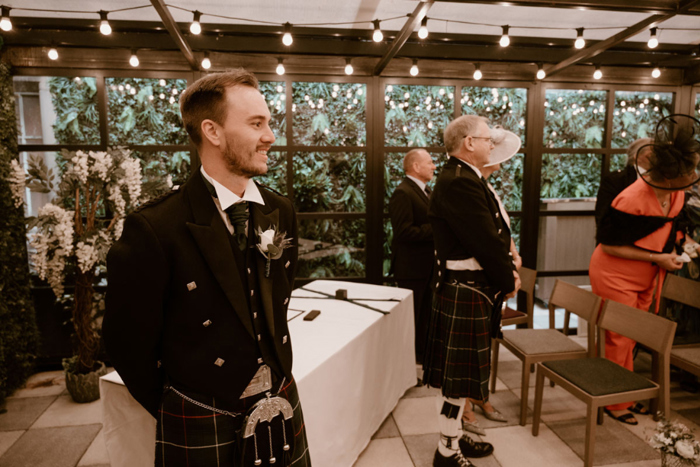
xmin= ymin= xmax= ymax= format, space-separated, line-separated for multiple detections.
xmin=422 ymin=281 xmax=494 ymax=401
xmin=155 ymin=379 xmax=311 ymax=467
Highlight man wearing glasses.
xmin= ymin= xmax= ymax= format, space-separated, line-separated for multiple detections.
xmin=423 ymin=115 xmax=520 ymax=467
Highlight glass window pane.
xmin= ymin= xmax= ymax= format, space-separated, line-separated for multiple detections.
xmin=461 ymin=87 xmax=527 ymax=143
xmin=541 ymin=154 xmax=602 ymax=199
xmin=17 ymin=151 xmax=59 ymax=217
xmin=695 ymin=92 xmax=700 ymax=120
xmin=487 ymin=153 xmax=523 ymax=212
xmin=257 ymin=151 xmax=287 ymax=195
xmin=129 ymin=150 xmax=191 ymax=188
xmin=292 ymin=82 xmax=366 ymax=146
xmin=610 ymin=153 xmax=627 ymax=172
xmin=383 ymin=151 xmax=441 ymax=209
xmin=383 ymin=218 xmax=393 ymax=277
xmin=544 ymin=89 xmax=607 ymax=149
xmin=298 ymin=219 xmax=365 ymax=278
xmin=385 ymin=84 xmax=454 ymax=147
xmin=14 ymin=76 xmax=100 ymax=145
xmin=612 ymin=91 xmax=673 ymax=148
xmin=106 ymin=77 xmax=189 ymax=146
xmin=260 ymin=81 xmax=286 ymax=145
xmin=510 ymin=216 xmax=521 ymax=251
xmin=293 ymin=152 xmax=365 ymax=213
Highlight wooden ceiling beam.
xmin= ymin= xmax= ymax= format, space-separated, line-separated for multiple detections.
xmin=149 ymin=0 xmax=199 ymax=71
xmin=684 ymin=63 xmax=700 ymax=84
xmin=373 ymin=1 xmax=434 ymax=76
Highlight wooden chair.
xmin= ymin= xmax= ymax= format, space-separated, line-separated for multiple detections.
xmin=659 ymin=274 xmax=700 ymax=379
xmin=532 ymin=299 xmax=677 ymax=467
xmin=491 ymin=279 xmax=602 ymax=425
xmin=490 ymin=266 xmax=537 ymax=392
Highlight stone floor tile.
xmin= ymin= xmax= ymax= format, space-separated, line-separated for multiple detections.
xmin=403 ymin=384 xmax=440 ymax=399
xmin=487 ymin=424 xmax=582 ymax=467
xmin=8 ymin=371 xmax=65 ymax=399
xmin=32 ymin=395 xmax=102 ymax=428
xmin=402 ymin=433 xmax=438 ymax=467
xmin=676 ymin=407 xmax=700 ymax=429
xmin=0 ymin=431 xmax=23 ymax=458
xmin=354 ymin=437 xmax=414 ymax=467
xmin=393 ymin=396 xmax=439 ymax=436
xmin=598 ymin=460 xmax=664 ymax=467
xmin=492 ymin=360 xmax=534 ymax=391
xmin=0 ymin=396 xmax=56 ymax=431
xmin=372 ymin=414 xmax=401 ymax=439
xmin=546 ymin=417 xmax=660 ymax=465
xmin=525 ymin=383 xmax=588 ymax=423
xmin=78 ymin=427 xmax=109 ymax=466
xmin=0 ymin=424 xmax=101 ymax=467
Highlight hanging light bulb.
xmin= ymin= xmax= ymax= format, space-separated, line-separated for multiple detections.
xmin=48 ymin=47 xmax=59 ymax=60
xmin=99 ymin=11 xmax=112 ymax=35
xmin=372 ymin=20 xmax=383 ymax=42
xmin=647 ymin=27 xmax=659 ymax=48
xmin=574 ymin=28 xmax=585 ymax=49
xmin=190 ymin=11 xmax=202 ymax=35
xmin=0 ymin=6 xmax=12 ymax=32
xmin=651 ymin=66 xmax=661 ymax=78
xmin=201 ymin=52 xmax=211 ymax=70
xmin=473 ymin=63 xmax=482 ymax=80
xmin=418 ymin=17 xmax=428 ymax=39
xmin=593 ymin=65 xmax=602 ymax=80
xmin=499 ymin=26 xmax=510 ymax=47
xmin=276 ymin=58 xmax=285 ymax=76
xmin=410 ymin=59 xmax=419 ymax=76
xmin=536 ymin=63 xmax=546 ymax=80
xmin=344 ymin=58 xmax=354 ymax=75
xmin=282 ymin=22 xmax=293 ymax=46
xmin=129 ymin=50 xmax=139 ymax=67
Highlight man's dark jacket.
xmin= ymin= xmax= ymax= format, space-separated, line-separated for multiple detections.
xmin=103 ymin=172 xmax=298 ymax=417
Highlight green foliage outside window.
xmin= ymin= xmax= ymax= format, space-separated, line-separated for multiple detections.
xmin=259 ymin=81 xmax=286 ymax=144
xmin=462 ymin=87 xmax=527 ymax=143
xmin=385 ymin=85 xmax=453 ymax=147
xmin=612 ymin=91 xmax=673 ymax=148
xmin=297 ymin=219 xmax=365 ymax=278
xmin=541 ymin=154 xmax=602 ymax=198
xmin=48 ymin=77 xmax=100 ymax=144
xmin=544 ymin=89 xmax=607 ymax=149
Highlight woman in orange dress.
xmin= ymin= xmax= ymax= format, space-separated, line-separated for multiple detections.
xmin=590 ymin=117 xmax=700 ymax=425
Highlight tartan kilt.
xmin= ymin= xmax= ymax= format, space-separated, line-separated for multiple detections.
xmin=155 ymin=378 xmax=311 ymax=467
xmin=422 ymin=281 xmax=493 ymax=400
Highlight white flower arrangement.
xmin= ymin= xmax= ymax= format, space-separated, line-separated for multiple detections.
xmin=649 ymin=418 xmax=700 ymax=463
xmin=30 ymin=204 xmax=74 ymax=297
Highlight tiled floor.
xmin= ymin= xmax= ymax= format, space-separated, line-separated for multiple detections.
xmin=1 ymin=327 xmax=699 ymax=466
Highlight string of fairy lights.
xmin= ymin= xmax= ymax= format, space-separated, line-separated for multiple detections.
xmin=1 ymin=3 xmax=697 ymax=79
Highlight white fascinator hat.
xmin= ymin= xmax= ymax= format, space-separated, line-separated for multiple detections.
xmin=484 ymin=127 xmax=521 ymax=167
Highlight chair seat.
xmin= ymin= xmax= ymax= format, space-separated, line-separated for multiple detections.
xmin=502 ymin=307 xmax=527 ymax=321
xmin=543 ymin=357 xmax=656 ymax=396
xmin=502 ymin=329 xmax=584 ymax=355
xmin=671 ymin=348 xmax=700 ymax=367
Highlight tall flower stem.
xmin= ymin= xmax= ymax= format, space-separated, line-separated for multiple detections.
xmin=73 ymin=268 xmax=99 ymax=374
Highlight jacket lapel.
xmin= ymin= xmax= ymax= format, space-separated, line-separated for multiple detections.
xmin=184 ymin=173 xmax=255 ymax=339
xmin=250 ymin=194 xmax=280 ymax=338
xmin=405 ymin=178 xmax=429 ymax=204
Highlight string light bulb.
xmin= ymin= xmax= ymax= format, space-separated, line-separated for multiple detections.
xmin=536 ymin=63 xmax=546 ymax=80
xmin=651 ymin=66 xmax=661 ymax=78
xmin=344 ymin=58 xmax=354 ymax=75
xmin=129 ymin=50 xmax=139 ymax=67
xmin=372 ymin=20 xmax=383 ymax=42
xmin=418 ymin=17 xmax=428 ymax=39
xmin=201 ymin=52 xmax=211 ymax=70
xmin=48 ymin=47 xmax=59 ymax=60
xmin=574 ymin=28 xmax=585 ymax=49
xmin=499 ymin=26 xmax=510 ymax=47
xmin=282 ymin=22 xmax=293 ymax=46
xmin=99 ymin=11 xmax=112 ymax=35
xmin=410 ymin=59 xmax=419 ymax=76
xmin=593 ymin=65 xmax=602 ymax=80
xmin=648 ymin=28 xmax=658 ymax=48
xmin=0 ymin=6 xmax=12 ymax=32
xmin=473 ymin=63 xmax=482 ymax=80
xmin=190 ymin=11 xmax=202 ymax=35
xmin=276 ymin=58 xmax=285 ymax=75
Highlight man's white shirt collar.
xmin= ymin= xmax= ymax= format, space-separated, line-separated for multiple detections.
xmin=457 ymin=158 xmax=483 ymax=179
xmin=200 ymin=166 xmax=265 ymax=211
xmin=406 ymin=175 xmax=426 ymax=191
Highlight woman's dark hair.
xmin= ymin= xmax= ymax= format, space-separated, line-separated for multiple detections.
xmin=645 ymin=114 xmax=700 ymax=188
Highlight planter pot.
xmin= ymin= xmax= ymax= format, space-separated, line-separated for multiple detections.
xmin=662 ymin=452 xmax=697 ymax=467
xmin=63 ymin=358 xmax=108 ymax=403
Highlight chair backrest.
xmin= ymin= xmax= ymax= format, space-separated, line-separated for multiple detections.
xmin=598 ymin=300 xmax=677 ymax=357
xmin=519 ymin=267 xmax=537 ymax=318
xmin=548 ymin=279 xmax=603 ymax=355
xmin=660 ymin=274 xmax=700 ymax=310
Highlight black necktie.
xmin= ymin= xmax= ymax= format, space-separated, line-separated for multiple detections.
xmin=424 ymin=185 xmax=432 ymax=198
xmin=225 ymin=202 xmax=248 ymax=251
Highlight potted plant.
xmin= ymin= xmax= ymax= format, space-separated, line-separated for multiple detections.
xmin=649 ymin=417 xmax=700 ymax=467
xmin=9 ymin=147 xmax=167 ymax=402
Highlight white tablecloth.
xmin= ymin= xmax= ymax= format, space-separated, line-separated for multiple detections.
xmin=100 ymin=280 xmax=416 ymax=467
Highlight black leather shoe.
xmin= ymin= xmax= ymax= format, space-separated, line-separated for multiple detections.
xmin=433 ymin=449 xmax=475 ymax=467
xmin=458 ymin=434 xmax=494 ymax=458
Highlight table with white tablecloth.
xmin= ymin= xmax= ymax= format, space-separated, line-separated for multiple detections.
xmin=100 ymin=280 xmax=416 ymax=467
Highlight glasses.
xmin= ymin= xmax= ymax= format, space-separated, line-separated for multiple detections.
xmin=469 ymin=136 xmax=495 ymax=145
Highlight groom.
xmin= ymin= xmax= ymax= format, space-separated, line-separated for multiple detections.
xmin=103 ymin=69 xmax=311 ymax=466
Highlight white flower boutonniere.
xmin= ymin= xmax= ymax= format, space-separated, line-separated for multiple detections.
xmin=256 ymin=226 xmax=293 ymax=277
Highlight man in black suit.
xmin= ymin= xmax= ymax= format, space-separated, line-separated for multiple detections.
xmin=424 ymin=115 xmax=520 ymax=467
xmin=389 ymin=149 xmax=436 ymax=364
xmin=103 ymin=69 xmax=311 ymax=466
xmin=595 ymin=137 xmax=653 ymax=228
